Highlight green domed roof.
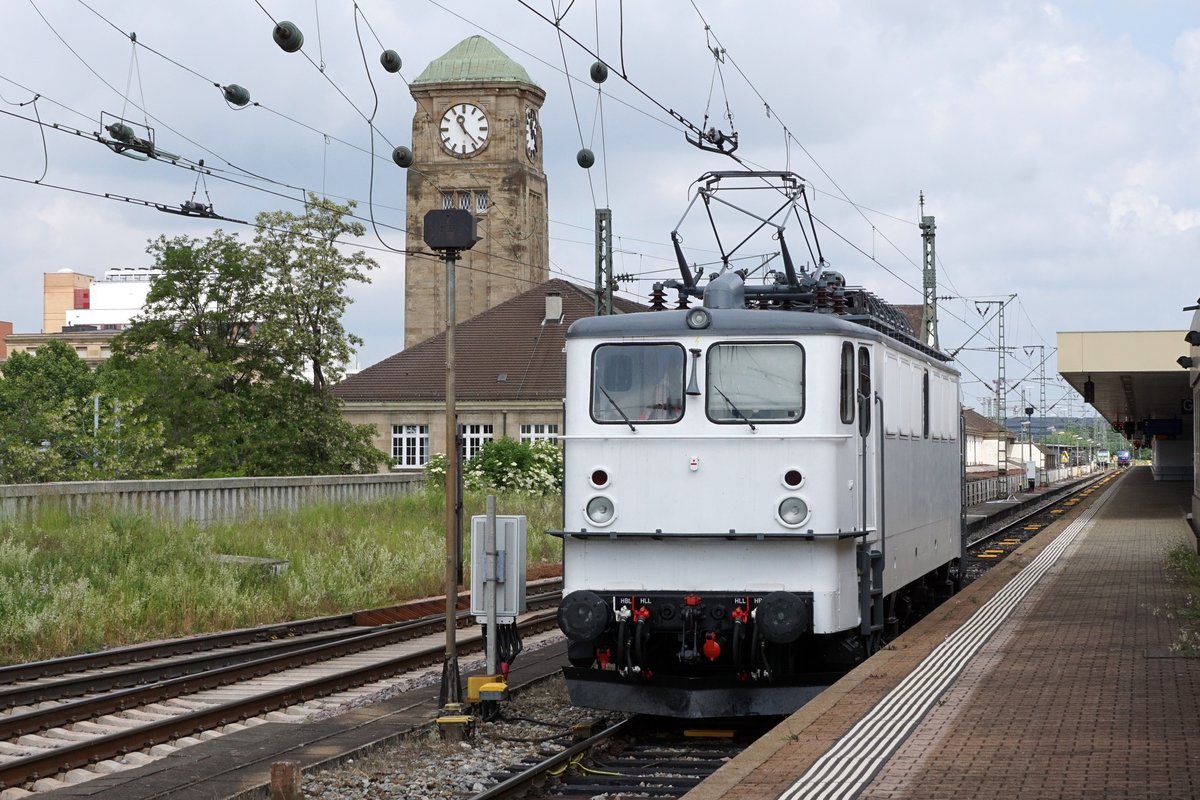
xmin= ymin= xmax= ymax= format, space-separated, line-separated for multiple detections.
xmin=413 ymin=36 xmax=537 ymax=87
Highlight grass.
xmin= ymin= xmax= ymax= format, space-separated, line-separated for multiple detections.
xmin=1165 ymin=539 xmax=1200 ymax=654
xmin=0 ymin=489 xmax=562 ymax=665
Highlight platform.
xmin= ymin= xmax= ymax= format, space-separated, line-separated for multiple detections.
xmin=687 ymin=466 xmax=1200 ymax=800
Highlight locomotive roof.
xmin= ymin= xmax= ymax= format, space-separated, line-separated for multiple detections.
xmin=567 ymin=307 xmax=956 ymax=366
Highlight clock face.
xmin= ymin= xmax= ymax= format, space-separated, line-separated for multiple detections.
xmin=439 ymin=103 xmax=489 ymax=157
xmin=525 ymin=107 xmax=539 ymax=160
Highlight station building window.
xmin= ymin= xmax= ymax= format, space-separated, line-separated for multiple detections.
xmin=520 ymin=423 xmax=559 ymax=443
xmin=391 ymin=424 xmax=429 ymax=467
xmin=460 ymin=424 xmax=494 ymax=460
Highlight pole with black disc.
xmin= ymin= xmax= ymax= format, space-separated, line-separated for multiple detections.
xmin=423 ymin=208 xmax=479 ymax=740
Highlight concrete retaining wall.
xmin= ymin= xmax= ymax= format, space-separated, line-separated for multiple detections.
xmin=0 ymin=474 xmax=425 ymax=527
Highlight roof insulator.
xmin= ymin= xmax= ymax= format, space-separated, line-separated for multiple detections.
xmin=577 ymin=148 xmax=595 ymax=169
xmin=223 ymin=84 xmax=251 ymax=107
xmin=392 ymin=146 xmax=413 ymax=168
xmin=590 ymin=61 xmax=608 ymax=83
xmin=380 ymin=50 xmax=402 ymax=73
xmin=272 ymin=21 xmax=304 ymax=53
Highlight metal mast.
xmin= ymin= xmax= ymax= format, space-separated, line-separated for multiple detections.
xmin=919 ymin=193 xmax=939 ymax=350
xmin=595 ymin=208 xmax=614 ymax=315
xmin=994 ymin=294 xmax=1017 ymax=490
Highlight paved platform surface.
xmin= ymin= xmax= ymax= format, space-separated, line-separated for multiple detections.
xmin=687 ymin=466 xmax=1200 ymax=800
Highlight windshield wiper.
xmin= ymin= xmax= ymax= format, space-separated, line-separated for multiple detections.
xmin=598 ymin=386 xmax=637 ymax=432
xmin=713 ymin=386 xmax=756 ymax=431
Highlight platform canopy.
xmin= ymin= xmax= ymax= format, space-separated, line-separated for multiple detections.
xmin=1057 ymin=330 xmax=1193 ymax=442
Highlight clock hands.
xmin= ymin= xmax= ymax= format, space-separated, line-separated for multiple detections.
xmin=455 ymin=115 xmax=479 ymax=145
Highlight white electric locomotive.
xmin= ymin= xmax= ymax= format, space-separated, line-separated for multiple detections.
xmin=552 ymin=174 xmax=963 ymax=718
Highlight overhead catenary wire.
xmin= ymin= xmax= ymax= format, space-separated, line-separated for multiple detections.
xmin=27 ymin=0 xmax=340 ymax=196
xmin=71 ymin=0 xmax=405 ymax=173
xmin=13 ymin=0 xmax=1048 ymax=383
xmin=681 ymin=1 xmax=987 ymax=329
xmin=0 ymin=99 xmax=627 ymax=294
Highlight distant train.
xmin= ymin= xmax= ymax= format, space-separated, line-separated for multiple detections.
xmin=1116 ymin=450 xmax=1132 ymax=467
xmin=551 ymin=172 xmax=963 ymax=718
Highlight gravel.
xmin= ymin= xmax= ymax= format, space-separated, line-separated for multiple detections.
xmin=302 ymin=635 xmax=619 ymax=800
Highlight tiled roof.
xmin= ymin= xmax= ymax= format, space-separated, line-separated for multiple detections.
xmin=333 ymin=279 xmax=644 ymax=402
xmin=894 ymin=304 xmax=923 ymax=336
xmin=963 ymin=407 xmax=1012 ymax=438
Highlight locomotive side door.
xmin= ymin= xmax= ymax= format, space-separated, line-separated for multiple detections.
xmin=855 ymin=342 xmax=878 ymax=541
xmin=855 ymin=341 xmax=886 ymax=643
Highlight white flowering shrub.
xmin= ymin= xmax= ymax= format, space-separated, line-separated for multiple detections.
xmin=423 ymin=438 xmax=562 ymax=495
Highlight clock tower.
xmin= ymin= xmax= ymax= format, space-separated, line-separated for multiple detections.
xmin=404 ymin=36 xmax=549 ymax=348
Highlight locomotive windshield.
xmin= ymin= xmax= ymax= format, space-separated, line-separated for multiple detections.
xmin=592 ymin=343 xmax=686 ymax=423
xmin=706 ymin=342 xmax=804 ymax=423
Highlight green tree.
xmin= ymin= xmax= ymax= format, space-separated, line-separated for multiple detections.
xmin=103 ymin=205 xmax=384 ymax=479
xmin=0 ymin=341 xmax=96 ymax=483
xmin=120 ymin=231 xmax=272 ymax=388
xmin=101 ymin=344 xmax=243 ymax=476
xmin=253 ymin=195 xmax=378 ymax=391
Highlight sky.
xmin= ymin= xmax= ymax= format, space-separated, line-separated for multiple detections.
xmin=1 ymin=0 xmax=1198 ymax=417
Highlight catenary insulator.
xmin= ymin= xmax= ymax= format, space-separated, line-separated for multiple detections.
xmin=223 ymin=84 xmax=251 ymax=107
xmin=380 ymin=50 xmax=402 ymax=73
xmin=577 ymin=148 xmax=595 ymax=168
xmin=392 ymin=146 xmax=413 ymax=168
xmin=273 ymin=21 xmax=304 ymax=53
xmin=590 ymin=61 xmax=609 ymax=83
xmin=107 ymin=122 xmax=134 ymax=143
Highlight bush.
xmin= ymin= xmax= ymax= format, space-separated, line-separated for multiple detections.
xmin=424 ymin=438 xmax=562 ymax=495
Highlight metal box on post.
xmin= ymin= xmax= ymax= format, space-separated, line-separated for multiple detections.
xmin=470 ymin=515 xmax=528 ymax=623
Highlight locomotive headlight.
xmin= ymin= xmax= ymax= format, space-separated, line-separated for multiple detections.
xmin=585 ymin=495 xmax=616 ymax=526
xmin=686 ymin=307 xmax=711 ymax=329
xmin=777 ymin=496 xmax=811 ymax=528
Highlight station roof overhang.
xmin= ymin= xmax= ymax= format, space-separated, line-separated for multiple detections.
xmin=1057 ymin=325 xmax=1197 ymax=442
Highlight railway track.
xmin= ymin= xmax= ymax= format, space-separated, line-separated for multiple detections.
xmin=963 ymin=472 xmax=1117 ymax=581
xmin=0 ymin=579 xmax=561 ymax=795
xmin=471 ymin=715 xmax=770 ymax=800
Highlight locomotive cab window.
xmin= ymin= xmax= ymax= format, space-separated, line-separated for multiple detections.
xmin=706 ymin=342 xmax=804 ymax=423
xmin=592 ymin=343 xmax=686 ymax=423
